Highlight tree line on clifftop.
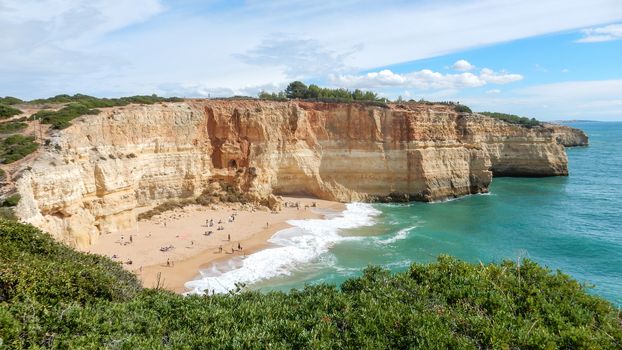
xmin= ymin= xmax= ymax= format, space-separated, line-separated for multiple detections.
xmin=258 ymin=81 xmax=476 ymax=112
xmin=0 ymin=219 xmax=621 ymax=348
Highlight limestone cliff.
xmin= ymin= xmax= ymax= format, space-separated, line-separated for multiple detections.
xmin=543 ymin=123 xmax=589 ymax=147
xmin=11 ymin=100 xmax=578 ymax=247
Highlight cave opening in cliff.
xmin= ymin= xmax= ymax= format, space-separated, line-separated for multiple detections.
xmin=228 ymin=159 xmax=238 ymax=169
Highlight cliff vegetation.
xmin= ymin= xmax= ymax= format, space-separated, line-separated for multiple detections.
xmin=30 ymin=94 xmax=183 ymax=129
xmin=1 ymin=220 xmax=620 ymax=349
xmin=479 ymin=112 xmax=542 ymax=128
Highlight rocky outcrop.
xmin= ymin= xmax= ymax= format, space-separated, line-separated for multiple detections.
xmin=543 ymin=123 xmax=589 ymax=147
xmin=12 ymin=100 xmax=577 ymax=247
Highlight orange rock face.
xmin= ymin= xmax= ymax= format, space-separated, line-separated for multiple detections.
xmin=13 ymin=100 xmax=576 ymax=246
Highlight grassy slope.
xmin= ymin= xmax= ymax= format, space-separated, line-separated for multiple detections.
xmin=0 ymin=220 xmax=620 ymax=349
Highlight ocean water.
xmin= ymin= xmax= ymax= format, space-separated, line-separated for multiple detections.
xmin=190 ymin=122 xmax=622 ymax=305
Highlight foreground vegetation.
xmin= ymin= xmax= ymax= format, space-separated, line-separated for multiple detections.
xmin=0 ymin=220 xmax=620 ymax=349
xmin=479 ymin=111 xmax=542 ymax=128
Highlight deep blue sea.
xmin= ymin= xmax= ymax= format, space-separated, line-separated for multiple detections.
xmin=189 ymin=122 xmax=622 ymax=305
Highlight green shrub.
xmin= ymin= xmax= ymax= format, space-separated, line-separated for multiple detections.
xmin=0 ymin=134 xmax=38 ymax=164
xmin=0 ymin=220 xmax=141 ymax=305
xmin=0 ymin=121 xmax=28 ymax=134
xmin=454 ymin=104 xmax=472 ymax=113
xmin=480 ymin=111 xmax=542 ymax=128
xmin=28 ymin=93 xmax=182 ymax=107
xmin=0 ymin=168 xmax=5 ymax=181
xmin=0 ymin=96 xmax=23 ymax=105
xmin=1 ymin=194 xmax=20 ymax=207
xmin=0 ymin=219 xmax=620 ymax=349
xmin=260 ymin=81 xmax=387 ymax=105
xmin=0 ymin=104 xmax=21 ymax=119
xmin=28 ymin=94 xmax=183 ymax=129
xmin=31 ymin=102 xmax=100 ymax=129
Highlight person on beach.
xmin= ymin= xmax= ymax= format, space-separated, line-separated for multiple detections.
xmin=266 ymin=222 xmax=269 ymax=228
xmin=237 ymin=242 xmax=241 ymax=250
xmin=166 ymin=259 xmax=170 ymax=267
xmin=129 ymin=235 xmax=133 ymax=243
xmin=219 ymin=245 xmax=223 ymax=253
xmin=227 ymin=233 xmax=230 ymax=241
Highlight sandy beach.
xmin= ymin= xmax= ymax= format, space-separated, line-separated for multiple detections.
xmin=85 ymin=197 xmax=344 ymax=293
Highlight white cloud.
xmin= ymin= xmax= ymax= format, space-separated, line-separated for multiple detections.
xmin=1 ymin=0 xmax=622 ymax=98
xmin=234 ymin=36 xmax=357 ymax=79
xmin=452 ymin=59 xmax=475 ymax=71
xmin=479 ymin=68 xmax=523 ymax=84
xmin=331 ymin=68 xmax=522 ymax=90
xmin=461 ymin=79 xmax=622 ymax=121
xmin=576 ymin=23 xmax=622 ymax=43
xmin=486 ymin=89 xmax=501 ymax=94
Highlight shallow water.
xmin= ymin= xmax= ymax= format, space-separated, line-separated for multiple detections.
xmin=253 ymin=122 xmax=622 ymax=305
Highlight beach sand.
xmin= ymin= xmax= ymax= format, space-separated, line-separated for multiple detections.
xmin=85 ymin=197 xmax=345 ymax=293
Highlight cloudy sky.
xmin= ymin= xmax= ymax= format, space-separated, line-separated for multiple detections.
xmin=1 ymin=0 xmax=622 ymax=120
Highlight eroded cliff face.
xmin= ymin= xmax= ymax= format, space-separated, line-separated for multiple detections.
xmin=13 ymin=100 xmax=574 ymax=247
xmin=543 ymin=124 xmax=589 ymax=147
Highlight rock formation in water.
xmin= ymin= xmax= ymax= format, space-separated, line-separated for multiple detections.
xmin=543 ymin=123 xmax=589 ymax=147
xmin=9 ymin=100 xmax=585 ymax=247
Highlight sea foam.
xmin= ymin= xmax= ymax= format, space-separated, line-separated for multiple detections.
xmin=184 ymin=202 xmax=380 ymax=295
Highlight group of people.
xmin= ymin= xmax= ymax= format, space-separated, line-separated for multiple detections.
xmin=217 ymin=241 xmax=243 ymax=254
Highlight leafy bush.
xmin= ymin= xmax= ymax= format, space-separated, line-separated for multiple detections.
xmin=261 ymin=81 xmax=387 ymax=105
xmin=31 ymin=102 xmax=100 ymax=129
xmin=0 ymin=220 xmax=141 ymax=305
xmin=0 ymin=121 xmax=28 ymax=134
xmin=0 ymin=104 xmax=21 ymax=119
xmin=0 ymin=96 xmax=23 ymax=105
xmin=1 ymin=194 xmax=20 ymax=207
xmin=28 ymin=93 xmax=182 ymax=107
xmin=0 ymin=134 xmax=38 ymax=164
xmin=480 ymin=111 xmax=542 ymax=128
xmin=28 ymin=94 xmax=183 ymax=129
xmin=454 ymin=104 xmax=472 ymax=113
xmin=0 ymin=220 xmax=620 ymax=349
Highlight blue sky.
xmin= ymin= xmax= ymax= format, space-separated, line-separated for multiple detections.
xmin=1 ymin=0 xmax=622 ymax=120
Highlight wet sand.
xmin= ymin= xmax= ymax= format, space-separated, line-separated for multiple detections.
xmin=85 ymin=197 xmax=345 ymax=293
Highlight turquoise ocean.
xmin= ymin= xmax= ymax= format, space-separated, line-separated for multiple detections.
xmin=188 ymin=122 xmax=621 ymax=305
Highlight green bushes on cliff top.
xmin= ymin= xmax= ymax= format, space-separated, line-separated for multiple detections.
xmin=31 ymin=102 xmax=100 ymax=129
xmin=0 ymin=220 xmax=620 ymax=349
xmin=479 ymin=111 xmax=542 ymax=128
xmin=28 ymin=93 xmax=182 ymax=108
xmin=260 ymin=81 xmax=390 ymax=107
xmin=259 ymin=81 xmax=480 ymax=111
xmin=29 ymin=94 xmax=183 ymax=129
